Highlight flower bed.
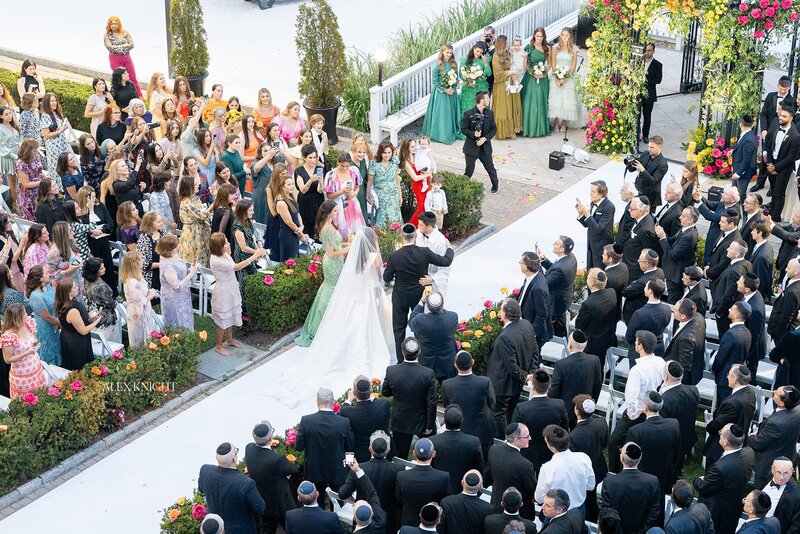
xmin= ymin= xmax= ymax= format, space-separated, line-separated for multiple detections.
xmin=685 ymin=127 xmax=735 ymax=179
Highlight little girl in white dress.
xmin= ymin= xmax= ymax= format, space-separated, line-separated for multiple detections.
xmin=507 ymin=36 xmax=527 ymax=93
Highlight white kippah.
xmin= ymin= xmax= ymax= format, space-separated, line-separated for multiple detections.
xmin=582 ymin=399 xmax=596 ymax=414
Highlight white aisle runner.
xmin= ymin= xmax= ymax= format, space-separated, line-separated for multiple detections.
xmin=0 ymin=160 xmax=682 ymax=531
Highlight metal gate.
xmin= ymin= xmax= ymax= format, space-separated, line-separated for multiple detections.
xmin=680 ymin=18 xmax=703 ymax=94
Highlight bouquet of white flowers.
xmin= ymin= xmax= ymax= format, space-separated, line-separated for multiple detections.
xmin=553 ymin=66 xmax=570 ymax=80
xmin=530 ymin=62 xmax=546 ymax=85
xmin=460 ymin=63 xmax=485 ymax=88
xmin=440 ymin=69 xmax=458 ymax=90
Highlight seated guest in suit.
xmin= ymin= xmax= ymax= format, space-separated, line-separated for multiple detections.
xmin=540 ymin=489 xmax=589 ymax=534
xmin=339 ymin=375 xmax=391 ymax=463
xmin=769 ymin=311 xmax=800 ymax=389
xmin=748 ymin=222 xmax=774 ymax=303
xmin=296 ymin=388 xmax=355 ymax=505
xmin=484 ymin=488 xmax=538 ymax=534
xmin=748 ymin=386 xmax=800 ymax=489
xmin=537 ymin=235 xmax=578 ymax=338
xmin=654 ymin=182 xmax=685 ymax=238
xmin=665 ymin=299 xmax=703 ymax=382
xmin=713 ymin=302 xmax=753 ymax=403
xmin=429 ymin=404 xmax=484 ymax=494
xmin=399 ymin=502 xmax=441 ymax=534
xmin=438 ymin=470 xmax=495 ymax=534
xmin=740 ymin=193 xmax=764 ymax=253
xmin=395 ymin=438 xmax=450 ymax=527
xmin=624 ymin=278 xmax=671 ymax=366
xmin=575 ymin=269 xmax=618 ymax=368
xmin=570 ymin=396 xmax=608 ymax=522
xmin=622 ymin=197 xmax=659 ymax=281
xmin=760 ymin=457 xmax=800 ymax=534
xmin=576 ymin=179 xmax=616 ymax=269
xmin=681 ymin=265 xmax=708 ymax=317
xmin=245 ymin=421 xmax=298 ymax=534
xmin=287 ymin=481 xmax=345 ymax=534
xmin=694 ymin=424 xmax=756 ymax=534
xmin=703 ymin=365 xmax=757 ymax=469
xmin=740 ymin=273 xmax=767 ymax=378
xmin=659 ymin=362 xmax=701 ymax=479
xmin=485 ymin=423 xmax=538 ymax=519
xmin=738 ymin=490 xmax=782 ymax=534
xmin=535 ymin=425 xmax=595 ymax=516
xmin=711 ymin=239 xmax=752 ymax=337
xmin=704 ymin=208 xmax=742 ymax=284
xmin=550 ymin=329 xmax=603 ymax=428
xmin=656 ymin=205 xmax=699 ymax=303
xmin=516 ymin=251 xmax=552 ymax=347
xmin=409 ymin=291 xmax=459 ymax=383
xmin=664 ymin=479 xmax=715 ymax=534
xmin=694 ymin=185 xmax=741 ymax=265
xmin=603 ymin=244 xmax=629 ymax=322
xmin=199 ymin=441 xmax=266 ymax=534
xmin=767 ymin=258 xmax=800 ymax=346
xmin=600 ymin=442 xmax=662 ymax=534
xmin=488 ymin=299 xmax=539 ymax=438
xmin=382 ymin=337 xmax=437 ymax=460
xmin=622 ymin=248 xmax=665 ymax=324
xmin=441 ymin=351 xmax=495 ymax=458
xmin=512 ymin=370 xmax=569 ymax=475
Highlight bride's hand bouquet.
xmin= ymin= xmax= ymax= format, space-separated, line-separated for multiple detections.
xmin=460 ymin=63 xmax=485 ymax=88
xmin=440 ymin=69 xmax=458 ymax=91
xmin=529 ymin=61 xmax=546 ymax=84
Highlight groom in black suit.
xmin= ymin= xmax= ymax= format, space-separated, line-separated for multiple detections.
xmin=461 ymin=91 xmax=499 ymax=193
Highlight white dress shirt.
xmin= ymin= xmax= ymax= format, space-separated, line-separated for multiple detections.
xmin=625 ymin=354 xmax=667 ymax=418
xmin=416 ymin=227 xmax=451 ymax=297
xmin=534 ymin=449 xmax=595 ymax=508
xmin=763 ymin=480 xmax=787 ymax=517
xmin=518 ymin=273 xmax=537 ymax=308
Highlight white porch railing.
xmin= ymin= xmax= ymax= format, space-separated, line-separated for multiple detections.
xmin=368 ymin=0 xmax=581 ymax=143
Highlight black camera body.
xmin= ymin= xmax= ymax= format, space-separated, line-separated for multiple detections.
xmin=623 ymin=154 xmax=639 ymax=173
xmin=469 ymin=113 xmax=485 ymax=133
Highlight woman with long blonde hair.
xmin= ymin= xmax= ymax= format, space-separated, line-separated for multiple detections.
xmin=104 ymin=16 xmax=142 ymax=97
xmin=147 ymin=72 xmax=173 ymax=136
xmin=1 ymin=302 xmax=47 ymax=398
xmin=548 ymin=27 xmax=579 ymax=133
xmin=421 ymin=44 xmax=462 ymax=144
xmin=252 ymin=88 xmax=280 ymax=142
xmin=491 ymin=35 xmax=522 ymax=139
xmin=120 ymin=250 xmax=156 ymax=347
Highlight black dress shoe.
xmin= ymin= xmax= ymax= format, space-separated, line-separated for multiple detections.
xmin=766 ymin=189 xmax=773 ymax=197
xmin=749 ymin=184 xmax=763 ymax=193
xmin=490 ymin=187 xmax=498 ymax=194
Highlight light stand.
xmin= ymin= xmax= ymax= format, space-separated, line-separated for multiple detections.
xmin=375 ymin=48 xmax=388 ymax=87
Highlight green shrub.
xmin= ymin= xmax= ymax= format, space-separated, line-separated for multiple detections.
xmin=296 ymin=0 xmax=347 ymax=108
xmin=695 ymin=235 xmax=706 ymax=267
xmin=0 ymin=414 xmax=38 ymax=494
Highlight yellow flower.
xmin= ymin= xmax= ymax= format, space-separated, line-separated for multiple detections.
xmin=473 ymin=312 xmax=482 ymax=320
xmin=461 ymin=342 xmax=472 ymax=349
xmin=284 ymin=269 xmax=294 ymax=275
xmin=172 ymin=333 xmax=180 ymax=340
xmin=489 ymin=311 xmax=497 ymax=319
xmin=371 ymin=392 xmax=380 ymax=398
xmin=168 ymin=508 xmax=181 ymax=521
xmin=286 ymin=454 xmax=297 ymax=463
xmin=474 ymin=330 xmax=484 ymax=338
xmin=499 ymin=286 xmax=509 ymax=295
xmin=199 ymin=331 xmax=208 ymax=341
xmin=0 ymin=424 xmax=7 ymax=433
xmin=705 ymin=139 xmax=713 ymax=146
xmin=176 ymin=497 xmax=186 ymax=506
xmin=91 ymin=366 xmax=101 ymax=376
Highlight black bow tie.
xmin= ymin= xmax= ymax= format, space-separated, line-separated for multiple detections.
xmin=770 ymin=481 xmax=782 ymax=489
xmin=423 ymin=233 xmax=429 ymax=240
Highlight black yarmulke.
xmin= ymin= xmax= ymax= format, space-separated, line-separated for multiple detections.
xmin=757 ymin=492 xmax=772 ymax=510
xmin=201 ymin=518 xmax=220 ymax=534
xmin=253 ymin=424 xmax=271 ymax=438
xmin=455 ymin=351 xmax=472 ymax=368
xmin=729 ymin=424 xmax=744 ymax=438
xmin=624 ymin=443 xmax=642 ymax=459
xmin=572 ymin=330 xmax=587 ymax=344
xmin=505 ymin=422 xmax=519 ymax=435
xmin=647 ymin=391 xmax=662 ymax=403
xmin=420 ymin=503 xmax=439 ymax=522
xmin=356 ymin=379 xmax=370 ymax=393
xmin=371 ymin=437 xmax=387 ymax=454
xmin=216 ymin=442 xmax=232 ymax=455
xmin=533 ymin=370 xmax=549 ymax=383
xmin=465 ymin=473 xmax=480 ymax=487
xmin=503 ymin=490 xmax=522 ymax=507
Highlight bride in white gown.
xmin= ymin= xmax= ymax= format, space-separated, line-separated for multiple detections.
xmin=265 ymin=227 xmax=397 ymax=407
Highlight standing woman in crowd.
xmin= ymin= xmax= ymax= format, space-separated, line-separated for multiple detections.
xmin=18 ymin=93 xmax=41 ymax=143
xmin=172 ymin=76 xmax=195 ymax=119
xmin=110 ymin=68 xmax=137 ymax=121
xmin=136 ymin=211 xmax=164 ymax=291
xmin=16 ymin=60 xmax=45 ymax=100
xmin=182 ymin=155 xmax=210 ymax=204
xmin=149 ymin=173 xmax=178 ymax=231
xmin=111 ymin=156 xmax=145 ymax=215
xmin=275 ymin=171 xmax=305 ymax=261
xmin=56 ymin=277 xmax=100 ymax=370
xmin=34 ymin=178 xmax=63 ymax=233
xmin=116 ymin=200 xmax=141 ymax=251
xmin=422 ymin=45 xmax=462 ymax=144
xmin=491 ymin=35 xmax=522 ymax=139
xmin=309 ymin=114 xmax=329 ymax=167
xmin=146 ymin=73 xmax=172 ymax=138
xmin=264 ymin=122 xmax=289 ymax=166
xmin=548 ymin=27 xmax=579 ymax=134
xmin=57 ymin=152 xmax=84 ymax=201
xmin=232 ymin=199 xmax=262 ymax=294
xmin=225 ymin=97 xmax=243 ymax=135
xmin=459 ymin=42 xmax=491 ymax=116
xmin=0 ymin=264 xmax=28 ymax=318
xmin=104 ymin=17 xmax=142 ymax=97
xmin=287 ymin=130 xmax=314 ymax=170
xmin=1 ymin=303 xmax=46 ymax=400
xmin=209 ymin=232 xmax=264 ymax=355
xmin=350 ymin=140 xmax=370 ymax=217
xmin=267 ymin=164 xmax=289 ymax=259
xmin=193 ymin=129 xmax=217 ymax=195
xmin=202 ymin=84 xmax=227 ymax=124
xmin=367 ymin=140 xmax=402 ymax=226
xmin=220 ymin=135 xmax=249 ymax=199
xmin=399 ymin=138 xmax=431 ymax=226
xmin=82 ymin=258 xmax=120 ymax=343
xmin=84 ymin=77 xmax=112 ymax=138
xmin=160 ymin=99 xmax=182 ymax=134
xmin=121 ymin=251 xmax=156 ymax=347
xmin=22 ymin=224 xmax=49 ymax=279
xmin=325 ymin=153 xmax=365 ymax=237
xmin=157 ymin=233 xmax=197 ymax=330
xmin=144 ymin=142 xmax=177 ymax=193
xmin=294 ymin=145 xmax=324 ymax=241
xmin=26 ymin=266 xmax=61 ymax=365
xmin=0 ymin=106 xmax=21 ymax=208
xmin=211 ymin=162 xmax=241 ymax=205
xmin=15 ymin=139 xmax=44 ymax=220
xmin=47 ymin=221 xmax=83 ymax=289
xmin=679 ymin=160 xmax=700 ymax=207
xmin=252 ymin=88 xmax=280 ymax=142
xmin=40 ymin=93 xmax=72 ymax=183
xmin=0 ymin=82 xmax=16 ymax=110
xmin=0 ymin=214 xmax=24 ymax=293
xmin=78 ymin=134 xmax=106 ymax=194
xmin=210 ymin=183 xmax=236 ymax=251
xmin=353 ymin=132 xmax=374 ymax=160
xmin=275 ymin=102 xmax=306 ymax=147
xmin=76 ymin=186 xmax=116 ymax=294
xmin=63 ymin=200 xmax=100 ymax=264
xmin=179 ymin=175 xmax=212 ymax=266
xmin=238 ymin=115 xmax=260 ymax=178
xmin=251 ymin=141 xmax=276 ymax=225
xmin=159 ymin=120 xmax=183 ymax=168
xmin=96 ymin=105 xmax=126 ymax=146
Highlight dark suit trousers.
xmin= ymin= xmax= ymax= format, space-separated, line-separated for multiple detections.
xmin=494 ymin=393 xmax=521 ymax=438
xmin=640 ymin=100 xmax=655 ymax=139
xmin=392 ymin=432 xmax=414 ymax=461
xmin=666 ymin=280 xmax=683 ymax=304
xmin=608 ymin=412 xmax=645 ymax=472
xmin=755 ymin=160 xmax=776 ymax=192
xmin=260 ymin=514 xmax=284 ymax=534
xmin=716 ymin=315 xmax=731 ymax=339
xmin=771 ymin=171 xmax=791 ymax=219
xmin=464 ymin=150 xmax=499 ymax=189
xmin=392 ymin=292 xmax=420 ymax=360
xmin=736 ymin=177 xmax=751 ymax=203
xmin=552 ymin=312 xmax=567 ymax=339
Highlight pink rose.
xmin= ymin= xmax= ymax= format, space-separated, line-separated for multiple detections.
xmin=602 ymin=0 xmax=610 ymax=6
xmin=716 ymin=138 xmax=725 ymax=147
xmin=760 ymin=0 xmax=770 ymax=7
xmin=765 ymin=6 xmax=776 ymax=16
xmin=112 ymin=350 xmax=123 ymax=360
xmin=755 ymin=29 xmax=765 ymax=38
xmin=263 ymin=275 xmax=275 ymax=286
xmin=596 ymin=119 xmax=604 ymax=127
xmin=22 ymin=393 xmax=38 ymax=406
xmin=783 ymin=0 xmax=792 ymax=8
xmin=511 ymin=288 xmax=520 ymax=296
xmin=764 ymin=20 xmax=775 ymax=29
xmin=100 ymin=365 xmax=108 ymax=377
xmin=740 ymin=2 xmax=750 ymax=10
xmin=150 ymin=331 xmax=162 ymax=339
xmin=71 ymin=381 xmax=82 ymax=392
xmin=457 ymin=322 xmax=467 ymax=331
xmin=752 ymin=7 xmax=763 ymax=17
xmin=715 ymin=159 xmax=725 ymax=167
xmin=791 ymin=10 xmax=800 ymax=20
xmin=703 ymin=166 xmax=715 ymax=174
xmin=285 ymin=428 xmax=297 ymax=445
xmin=720 ymin=166 xmax=732 ymax=175
xmin=483 ymin=300 xmax=493 ymax=310
xmin=712 ymin=148 xmax=723 ymax=158
xmin=456 ymin=341 xmax=462 ymax=350
xmin=738 ymin=15 xmax=750 ymax=23
xmin=444 ymin=232 xmax=450 ymax=238
xmin=596 ymin=131 xmax=605 ymax=139
xmin=308 ymin=263 xmax=319 ymax=274
xmin=333 ymin=402 xmax=341 ymax=414
xmin=46 ymin=386 xmax=60 ymax=397
xmin=389 ymin=223 xmax=401 ymax=231
xmin=191 ymin=504 xmax=207 ymax=520
xmin=285 ymin=259 xmax=296 ymax=267
xmin=312 ymin=255 xmax=322 ymax=263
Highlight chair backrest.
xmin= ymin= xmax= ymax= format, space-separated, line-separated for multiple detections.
xmin=704 ymin=342 xmax=719 ymax=371
xmin=753 ymin=385 xmax=775 ymax=427
xmin=607 ymin=347 xmax=628 ymax=389
xmin=90 ymin=331 xmax=113 ymax=358
xmin=391 ymin=457 xmax=417 ymax=470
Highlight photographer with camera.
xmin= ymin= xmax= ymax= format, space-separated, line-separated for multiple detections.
xmin=631 ymin=136 xmax=668 ymax=213
xmin=461 ymin=91 xmax=499 ymax=193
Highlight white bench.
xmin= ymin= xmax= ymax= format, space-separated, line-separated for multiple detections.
xmin=377 ymin=94 xmax=431 ymax=146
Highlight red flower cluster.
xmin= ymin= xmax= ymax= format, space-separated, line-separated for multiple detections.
xmin=737 ymin=0 xmax=798 ymax=38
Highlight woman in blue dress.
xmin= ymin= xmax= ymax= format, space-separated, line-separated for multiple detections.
xmin=26 ymin=265 xmax=61 ymax=365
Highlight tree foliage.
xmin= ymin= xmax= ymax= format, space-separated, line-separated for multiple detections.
xmin=169 ymin=0 xmax=210 ymax=77
xmin=295 ymin=0 xmax=347 ymax=107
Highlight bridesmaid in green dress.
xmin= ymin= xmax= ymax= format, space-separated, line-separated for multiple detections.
xmin=521 ymin=27 xmax=551 ymax=137
xmin=459 ymin=42 xmax=492 ymax=116
xmin=421 ymin=45 xmax=463 ymax=144
xmin=295 ymin=200 xmax=349 ymax=346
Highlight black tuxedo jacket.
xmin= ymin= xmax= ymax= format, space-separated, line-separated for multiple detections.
xmin=511 ymin=396 xmax=569 ymax=473
xmin=296 ymin=410 xmax=355 ymax=488
xmin=338 ymin=470 xmax=386 ymax=534
xmin=383 ymin=244 xmax=453 ymax=305
xmin=737 ymin=517 xmax=782 ymax=534
xmin=539 ymin=508 xmax=588 ymax=534
xmin=665 ymin=320 xmax=701 ymax=380
xmin=395 ymin=464 xmax=451 ymax=527
xmin=712 ymin=324 xmax=752 ymax=387
xmin=768 ymin=281 xmax=800 ymax=344
xmin=198 ymin=464 xmax=266 ymax=534
xmin=746 ymin=291 xmax=767 ymax=372
xmin=439 ymin=491 xmax=496 ymax=534
xmin=698 ymin=201 xmax=742 ymax=262
xmin=710 ymin=260 xmax=752 ymax=317
xmin=338 ymin=457 xmax=402 ymax=532
xmin=441 ymin=373 xmax=495 ymax=445
xmin=660 ymin=384 xmax=701 ymax=458
xmin=625 ymin=302 xmax=672 ymax=362
xmin=660 ymin=227 xmax=699 ymax=283
xmin=616 ymin=201 xmax=636 ymax=246
xmin=484 ymin=512 xmax=538 ymax=534
xmin=542 ymin=253 xmax=578 ymax=321
xmin=694 ymin=447 xmax=755 ymax=534
xmin=769 ymin=479 xmax=800 ymax=534
xmin=655 ymin=201 xmax=683 ymax=238
xmin=760 ymin=92 xmax=792 ymax=133
xmin=635 ymin=153 xmax=669 ymax=208
xmin=518 ymin=272 xmax=552 ymax=344
xmin=569 ymin=416 xmax=609 ymax=483
xmin=487 ymin=319 xmax=539 ymax=397
xmin=578 ymin=197 xmax=615 ymax=267
xmin=644 ymin=58 xmax=663 ymax=103
xmin=408 ymin=304 xmax=459 ymax=380
xmin=550 ymin=351 xmax=603 ymax=427
xmin=770 ymin=223 xmax=800 ymax=273
xmin=382 ymin=361 xmax=437 ymax=436
xmin=770 ymin=328 xmax=800 ymax=389
xmin=749 ymin=406 xmax=800 ymax=488
xmin=764 ymin=121 xmax=800 ymax=175
xmin=707 ymin=230 xmax=743 ymax=288
xmin=244 ymin=443 xmax=299 ymax=520
xmin=485 ymin=442 xmax=538 ymax=518
xmin=688 ymin=313 xmax=708 ymax=385
xmin=684 ymin=283 xmax=709 ymax=318
xmin=429 ymin=430 xmax=484 ymax=494
xmin=622 ymin=268 xmax=666 ymax=324
xmin=627 ymin=415 xmax=682 ymax=494
xmin=601 ymin=468 xmax=662 ymax=534
xmin=285 ymin=505 xmax=344 ymax=534
xmin=338 ymin=398 xmax=391 ymax=463
xmin=604 ymin=262 xmax=629 ymax=322
xmin=750 ymin=243 xmax=774 ymax=303
xmin=461 ymin=106 xmax=497 ymax=157
xmin=740 ymin=212 xmax=763 ymax=254
xmin=623 ymin=214 xmax=659 ymax=280
xmin=703 ymin=386 xmax=757 ymax=461
xmin=733 ymin=128 xmax=758 ymax=183
xmin=664 ymin=502 xmax=715 ymax=534
xmin=575 ymin=288 xmax=618 ymax=361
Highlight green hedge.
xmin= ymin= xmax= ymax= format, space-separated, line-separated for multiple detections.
xmin=0 ymin=67 xmax=94 ymax=132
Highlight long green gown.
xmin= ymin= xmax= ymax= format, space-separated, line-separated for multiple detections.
xmin=421 ymin=63 xmax=463 ymax=144
xmin=295 ymin=227 xmax=344 ymax=346
xmin=521 ymin=45 xmax=551 ymax=137
xmin=459 ymin=57 xmax=492 ymax=116
xmin=252 ymin=164 xmax=272 ymax=225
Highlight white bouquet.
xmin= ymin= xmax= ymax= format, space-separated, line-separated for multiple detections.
xmin=531 ymin=61 xmax=546 ymax=85
xmin=460 ymin=63 xmax=485 ymax=88
xmin=440 ymin=69 xmax=458 ymax=90
xmin=553 ymin=66 xmax=570 ymax=80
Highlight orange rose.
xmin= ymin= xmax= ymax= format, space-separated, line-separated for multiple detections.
xmin=91 ymin=366 xmax=101 ymax=375
xmin=65 ymin=391 xmax=73 ymax=400
xmin=286 ymin=454 xmax=297 ymax=462
xmin=172 ymin=333 xmax=180 ymax=339
xmin=148 ymin=342 xmax=158 ymax=350
xmin=486 ymin=325 xmax=493 ymax=332
xmin=463 ymin=330 xmax=474 ymax=337
xmin=0 ymin=424 xmax=7 ymax=433
xmin=160 ymin=336 xmax=170 ymax=346
xmin=168 ymin=508 xmax=181 ymax=521
xmin=474 ymin=312 xmax=482 ymax=320
xmin=198 ymin=331 xmax=208 ymax=341
xmin=54 ymin=380 xmax=63 ymax=389
xmin=283 ymin=269 xmax=294 ymax=275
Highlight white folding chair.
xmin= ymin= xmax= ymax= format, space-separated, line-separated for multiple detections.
xmin=198 ymin=265 xmax=216 ymax=317
xmin=0 ymin=394 xmax=10 ymax=411
xmin=42 ymin=362 xmax=70 ymax=385
xmin=91 ymin=330 xmax=124 ymax=359
xmin=325 ymin=487 xmax=353 ymax=527
xmin=110 ymin=241 xmax=127 ymax=294
xmin=541 ymin=336 xmax=569 ymax=365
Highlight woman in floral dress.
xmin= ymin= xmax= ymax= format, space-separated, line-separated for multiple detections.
xmin=26 ymin=266 xmax=61 ymax=365
xmin=22 ymin=224 xmax=49 ymax=279
xmin=121 ymin=251 xmax=156 ymax=348
xmin=47 ymin=221 xmax=84 ymax=291
xmin=367 ymin=141 xmax=403 ymax=226
xmin=157 ymin=234 xmax=197 ymax=331
xmin=0 ymin=304 xmax=46 ymax=400
xmin=325 ymin=153 xmax=365 ymax=238
xmin=40 ymin=93 xmax=72 ymax=187
xmin=459 ymin=42 xmax=491 ymax=116
xmin=178 ymin=176 xmax=212 ymax=267
xmin=15 ymin=139 xmax=43 ymax=220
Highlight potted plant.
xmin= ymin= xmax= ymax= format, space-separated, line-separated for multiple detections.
xmin=295 ymin=0 xmax=347 ymax=144
xmin=169 ymin=0 xmax=210 ymax=96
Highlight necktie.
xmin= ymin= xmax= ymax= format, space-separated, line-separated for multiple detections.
xmin=519 ymin=277 xmax=528 ymax=301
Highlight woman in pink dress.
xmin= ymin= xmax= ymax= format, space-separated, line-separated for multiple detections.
xmin=325 ymin=152 xmax=366 ymax=238
xmin=399 ymin=137 xmax=432 ymax=226
xmin=103 ymin=17 xmax=142 ymax=97
xmin=22 ymin=224 xmax=50 ymax=279
xmin=1 ymin=303 xmax=46 ymax=399
xmin=274 ymin=102 xmax=307 ymax=147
